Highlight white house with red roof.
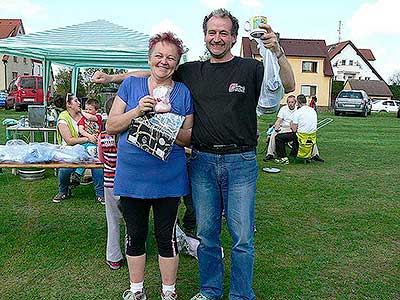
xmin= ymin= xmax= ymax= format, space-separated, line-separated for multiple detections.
xmin=0 ymin=19 xmax=40 ymax=91
xmin=327 ymin=40 xmax=382 ymax=82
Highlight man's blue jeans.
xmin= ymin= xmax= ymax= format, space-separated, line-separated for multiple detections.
xmin=58 ymin=168 xmax=104 ymax=197
xmin=190 ymin=149 xmax=258 ymax=300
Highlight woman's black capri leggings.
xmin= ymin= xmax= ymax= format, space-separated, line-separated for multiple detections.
xmin=120 ymin=196 xmax=180 ymax=257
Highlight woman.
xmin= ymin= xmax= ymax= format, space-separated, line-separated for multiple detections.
xmin=52 ymin=93 xmax=104 ymax=203
xmin=107 ymin=32 xmax=193 ymax=300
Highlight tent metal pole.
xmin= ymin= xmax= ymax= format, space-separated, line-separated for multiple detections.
xmin=43 ymin=59 xmax=51 ymax=106
xmin=71 ymin=66 xmax=79 ymax=96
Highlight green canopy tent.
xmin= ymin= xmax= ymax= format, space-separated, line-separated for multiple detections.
xmin=0 ymin=20 xmax=151 ymax=105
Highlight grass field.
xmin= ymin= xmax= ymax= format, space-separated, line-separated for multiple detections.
xmin=0 ymin=109 xmax=399 ymax=300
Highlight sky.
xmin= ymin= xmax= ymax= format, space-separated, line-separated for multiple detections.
xmin=2 ymin=0 xmax=399 ymax=81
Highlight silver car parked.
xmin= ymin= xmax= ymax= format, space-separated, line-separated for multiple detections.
xmin=334 ymin=90 xmax=371 ymax=117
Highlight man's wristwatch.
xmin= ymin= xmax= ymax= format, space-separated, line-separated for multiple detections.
xmin=276 ymin=45 xmax=285 ymax=60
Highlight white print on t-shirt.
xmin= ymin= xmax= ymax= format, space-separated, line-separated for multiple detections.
xmin=228 ymin=83 xmax=245 ymax=93
xmin=102 ymin=135 xmax=115 ymax=147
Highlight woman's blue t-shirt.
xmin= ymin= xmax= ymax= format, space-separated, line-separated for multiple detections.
xmin=114 ymin=76 xmax=193 ymax=199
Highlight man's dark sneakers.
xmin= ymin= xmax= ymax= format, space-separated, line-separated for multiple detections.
xmin=311 ymin=155 xmax=325 ymax=162
xmin=53 ymin=192 xmax=68 ymax=203
xmin=274 ymin=157 xmax=289 ymax=165
xmin=52 ymin=188 xmax=72 ymax=203
xmin=263 ymin=154 xmax=274 ymax=162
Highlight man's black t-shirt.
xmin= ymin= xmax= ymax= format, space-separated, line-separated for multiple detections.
xmin=175 ymin=57 xmax=263 ymax=147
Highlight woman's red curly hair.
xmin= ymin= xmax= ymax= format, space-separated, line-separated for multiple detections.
xmin=149 ymin=31 xmax=184 ymax=60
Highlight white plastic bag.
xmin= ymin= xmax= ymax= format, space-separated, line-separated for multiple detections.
xmin=0 ymin=140 xmax=54 ymax=163
xmin=256 ymin=39 xmax=285 ymax=116
xmin=0 ymin=140 xmax=94 ymax=163
xmin=176 ymin=224 xmax=199 ymax=259
xmin=52 ymin=144 xmax=94 ymax=163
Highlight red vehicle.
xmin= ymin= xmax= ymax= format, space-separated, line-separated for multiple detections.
xmin=5 ymin=75 xmax=50 ymax=111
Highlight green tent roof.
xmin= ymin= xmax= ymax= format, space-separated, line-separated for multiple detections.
xmin=0 ymin=20 xmax=152 ymax=101
xmin=0 ymin=20 xmax=151 ymax=68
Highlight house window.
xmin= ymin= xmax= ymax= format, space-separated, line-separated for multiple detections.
xmin=24 ymin=72 xmax=29 ymax=76
xmin=12 ymin=72 xmax=18 ymax=79
xmin=341 ymin=59 xmax=346 ymax=65
xmin=301 ymin=85 xmax=317 ymax=97
xmin=302 ymin=61 xmax=318 ymax=73
xmin=365 ymin=77 xmax=370 ymax=80
xmin=349 ymin=60 xmax=353 ymax=65
xmin=13 ymin=56 xmax=18 ymax=63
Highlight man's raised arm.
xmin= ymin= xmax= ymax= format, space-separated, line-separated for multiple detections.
xmin=259 ymin=23 xmax=295 ymax=93
xmin=91 ymin=70 xmax=151 ymax=84
xmin=277 ymin=54 xmax=295 ymax=93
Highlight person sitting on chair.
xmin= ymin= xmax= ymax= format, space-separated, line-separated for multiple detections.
xmin=263 ymin=95 xmax=296 ymax=162
xmin=275 ymin=94 xmax=323 ymax=164
xmin=52 ymin=93 xmax=104 ymax=203
xmin=290 ymin=94 xmax=324 ymax=162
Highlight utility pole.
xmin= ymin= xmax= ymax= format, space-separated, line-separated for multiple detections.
xmin=337 ymin=20 xmax=343 ymax=43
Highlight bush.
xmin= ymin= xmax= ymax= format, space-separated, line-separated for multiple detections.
xmin=331 ymin=80 xmax=344 ymax=104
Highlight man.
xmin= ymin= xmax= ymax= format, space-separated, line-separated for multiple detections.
xmin=263 ymin=95 xmax=297 ymax=162
xmin=275 ymin=94 xmax=323 ymax=164
xmin=291 ymin=94 xmax=324 ymax=161
xmin=93 ymin=8 xmax=295 ymax=300
xmin=181 ymin=147 xmax=196 ymax=238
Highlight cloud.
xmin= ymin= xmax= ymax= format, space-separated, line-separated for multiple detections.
xmin=347 ymin=0 xmax=400 ymax=38
xmin=201 ymin=0 xmax=232 ymax=9
xmin=347 ymin=0 xmax=400 ymax=80
xmin=378 ymin=58 xmax=400 ymax=81
xmin=374 ymin=46 xmax=400 ymax=80
xmin=150 ymin=19 xmax=185 ymax=37
xmin=373 ymin=46 xmax=387 ymax=59
xmin=239 ymin=0 xmax=263 ymax=8
xmin=1 ymin=0 xmax=48 ymax=19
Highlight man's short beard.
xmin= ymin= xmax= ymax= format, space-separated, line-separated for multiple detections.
xmin=206 ymin=44 xmax=230 ymax=59
xmin=209 ymin=51 xmax=226 ymax=59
